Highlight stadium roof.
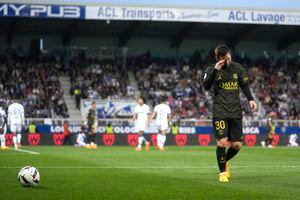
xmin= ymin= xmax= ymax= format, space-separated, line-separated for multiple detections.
xmin=1 ymin=17 xmax=299 ymax=50
xmin=5 ymin=0 xmax=300 ymax=12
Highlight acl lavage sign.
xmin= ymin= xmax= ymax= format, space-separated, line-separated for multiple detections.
xmin=1 ymin=3 xmax=300 ymax=25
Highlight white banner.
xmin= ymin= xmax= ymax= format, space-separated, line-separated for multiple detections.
xmin=86 ymin=6 xmax=300 ymax=25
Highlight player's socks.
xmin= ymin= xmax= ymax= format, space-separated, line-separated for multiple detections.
xmin=225 ymin=162 xmax=230 ymax=179
xmin=13 ymin=135 xmax=18 ymax=149
xmin=225 ymin=147 xmax=239 ymax=162
xmin=157 ymin=134 xmax=162 ymax=149
xmin=137 ymin=135 xmax=143 ymax=149
xmin=1 ymin=134 xmax=5 ymax=149
xmin=17 ymin=133 xmax=22 ymax=147
xmin=86 ymin=134 xmax=91 ymax=144
xmin=145 ymin=141 xmax=150 ymax=151
xmin=216 ymin=146 xmax=226 ymax=173
xmin=160 ymin=134 xmax=166 ymax=148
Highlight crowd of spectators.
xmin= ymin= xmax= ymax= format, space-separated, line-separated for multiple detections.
xmin=0 ymin=47 xmax=68 ymax=118
xmin=133 ymin=52 xmax=299 ymax=120
xmin=69 ymin=56 xmax=133 ymax=109
xmin=0 ymin=46 xmax=299 ymax=120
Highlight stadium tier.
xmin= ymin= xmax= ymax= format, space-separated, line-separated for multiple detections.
xmin=0 ymin=50 xmax=299 ymax=120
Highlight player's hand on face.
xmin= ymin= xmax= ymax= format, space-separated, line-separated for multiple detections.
xmin=249 ymin=100 xmax=257 ymax=112
xmin=215 ymin=60 xmax=225 ymax=70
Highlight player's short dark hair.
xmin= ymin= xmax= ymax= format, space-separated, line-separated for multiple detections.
xmin=138 ymin=96 xmax=146 ymax=103
xmin=215 ymin=44 xmax=231 ymax=59
xmin=91 ymin=101 xmax=96 ymax=105
xmin=161 ymin=96 xmax=168 ymax=103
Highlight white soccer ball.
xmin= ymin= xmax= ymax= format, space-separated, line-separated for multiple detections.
xmin=18 ymin=166 xmax=40 ymax=187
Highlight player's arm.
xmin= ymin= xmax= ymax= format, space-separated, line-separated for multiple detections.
xmin=239 ymin=66 xmax=257 ymax=111
xmin=167 ymin=113 xmax=172 ymax=127
xmin=203 ymin=60 xmax=225 ymax=90
xmin=132 ymin=113 xmax=137 ymax=121
xmin=21 ymin=108 xmax=25 ymax=126
xmin=7 ymin=109 xmax=11 ymax=126
xmin=148 ymin=111 xmax=156 ymax=124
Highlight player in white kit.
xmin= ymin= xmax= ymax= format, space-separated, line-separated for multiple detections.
xmin=7 ymin=102 xmax=25 ymax=150
xmin=288 ymin=134 xmax=299 ymax=147
xmin=149 ymin=96 xmax=171 ymax=151
xmin=133 ymin=97 xmax=150 ymax=151
xmin=75 ymin=126 xmax=87 ymax=147
xmin=0 ymin=107 xmax=8 ymax=150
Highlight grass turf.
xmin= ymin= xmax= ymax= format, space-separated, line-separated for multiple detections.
xmin=0 ymin=146 xmax=300 ymax=200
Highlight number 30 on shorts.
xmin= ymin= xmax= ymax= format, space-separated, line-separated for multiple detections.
xmin=215 ymin=120 xmax=225 ymax=130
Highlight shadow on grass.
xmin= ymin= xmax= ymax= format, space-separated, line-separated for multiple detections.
xmin=20 ymin=185 xmax=51 ymax=190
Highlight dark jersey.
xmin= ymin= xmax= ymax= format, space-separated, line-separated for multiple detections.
xmin=87 ymin=109 xmax=96 ymax=126
xmin=203 ymin=61 xmax=253 ymax=118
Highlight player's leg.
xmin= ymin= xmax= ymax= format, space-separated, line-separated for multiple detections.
xmin=268 ymin=135 xmax=274 ymax=148
xmin=225 ymin=118 xmax=244 ymax=178
xmin=0 ymin=133 xmax=8 ymax=150
xmin=90 ymin=127 xmax=97 ymax=149
xmin=160 ymin=132 xmax=167 ymax=150
xmin=156 ymin=132 xmax=162 ymax=150
xmin=135 ymin=122 xmax=150 ymax=151
xmin=10 ymin=124 xmax=18 ymax=149
xmin=136 ymin=131 xmax=144 ymax=151
xmin=16 ymin=124 xmax=22 ymax=148
xmin=213 ymin=118 xmax=229 ymax=182
xmin=85 ymin=127 xmax=92 ymax=148
xmin=158 ymin=123 xmax=168 ymax=151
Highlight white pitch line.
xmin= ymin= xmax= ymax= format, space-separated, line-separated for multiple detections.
xmin=0 ymin=165 xmax=299 ymax=169
xmin=9 ymin=148 xmax=40 ymax=155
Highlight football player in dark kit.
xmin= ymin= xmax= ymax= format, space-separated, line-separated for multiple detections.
xmin=203 ymin=44 xmax=257 ymax=182
xmin=84 ymin=101 xmax=98 ymax=149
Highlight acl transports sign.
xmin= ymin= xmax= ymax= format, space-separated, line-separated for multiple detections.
xmin=1 ymin=3 xmax=300 ymax=25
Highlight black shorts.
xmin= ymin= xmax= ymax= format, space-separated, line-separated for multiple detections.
xmin=212 ymin=118 xmax=243 ymax=142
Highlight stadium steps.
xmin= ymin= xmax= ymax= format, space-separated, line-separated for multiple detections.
xmin=128 ymin=71 xmax=141 ymax=98
xmin=59 ymin=76 xmax=82 ymax=120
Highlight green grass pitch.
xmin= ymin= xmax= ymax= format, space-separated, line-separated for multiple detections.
xmin=0 ymin=146 xmax=300 ymax=200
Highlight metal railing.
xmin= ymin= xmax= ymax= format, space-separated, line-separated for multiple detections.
xmin=25 ymin=118 xmax=300 ymax=127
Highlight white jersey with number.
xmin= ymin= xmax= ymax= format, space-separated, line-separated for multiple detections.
xmin=154 ymin=103 xmax=171 ymax=130
xmin=134 ymin=104 xmax=150 ymax=132
xmin=8 ymin=103 xmax=25 ymax=125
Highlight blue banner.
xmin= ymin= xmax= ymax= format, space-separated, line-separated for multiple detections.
xmin=31 ymin=125 xmax=300 ymax=135
xmin=0 ymin=3 xmax=85 ymax=18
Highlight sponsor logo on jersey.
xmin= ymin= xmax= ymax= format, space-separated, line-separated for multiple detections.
xmin=219 ymin=81 xmax=238 ymax=90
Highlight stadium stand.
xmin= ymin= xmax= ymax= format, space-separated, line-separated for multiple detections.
xmin=0 ymin=48 xmax=68 ymax=118
xmin=69 ymin=57 xmax=133 ymax=107
xmin=0 ymin=46 xmax=299 ymax=120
